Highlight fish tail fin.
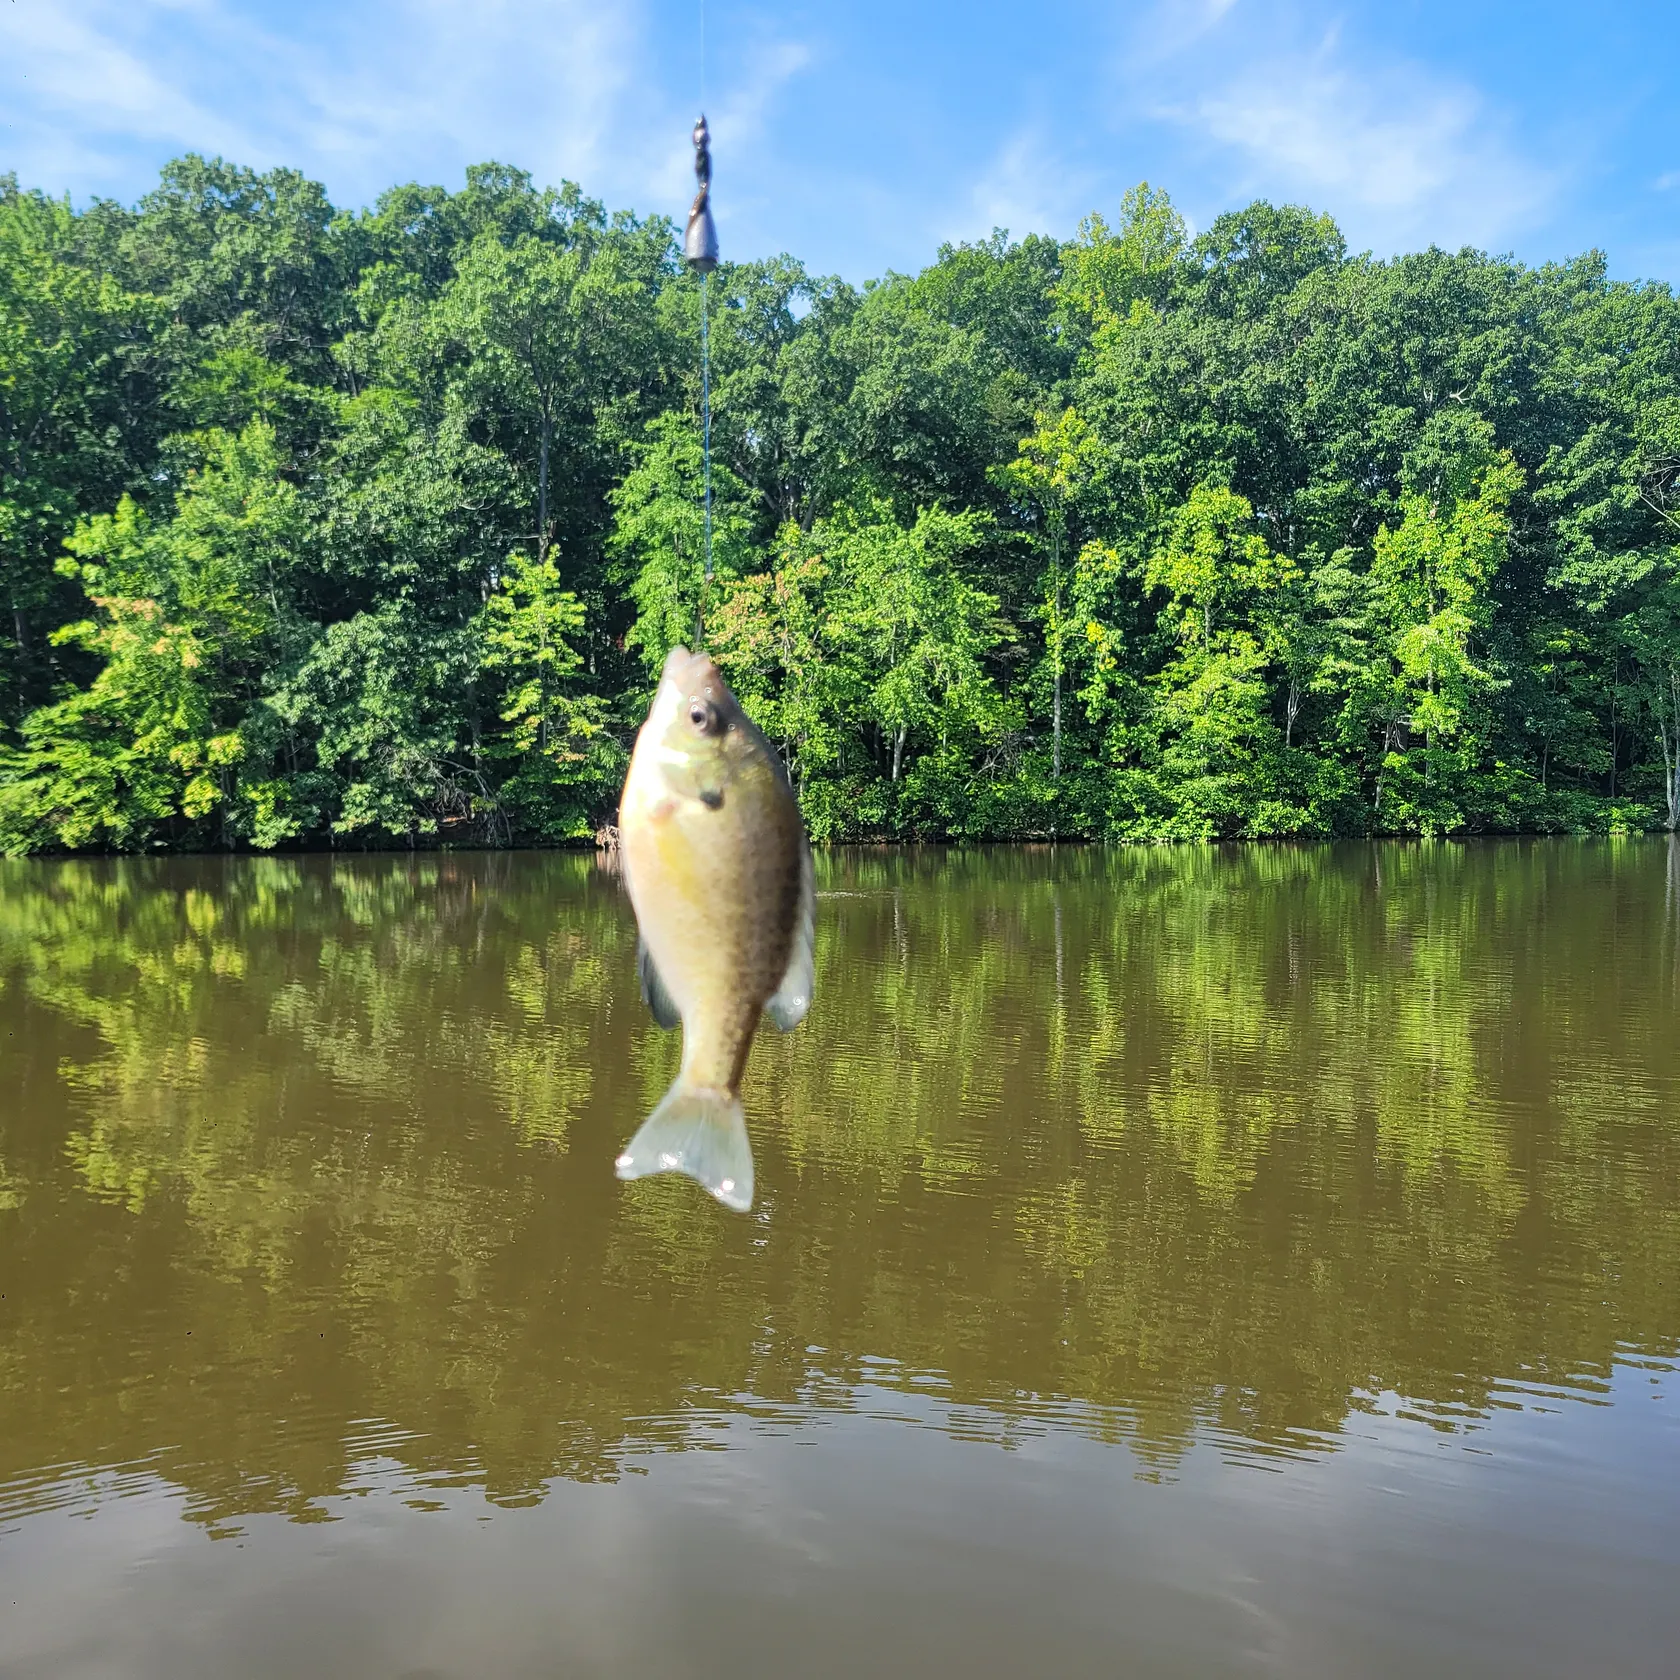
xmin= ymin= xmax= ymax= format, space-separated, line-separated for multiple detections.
xmin=614 ymin=1080 xmax=753 ymax=1211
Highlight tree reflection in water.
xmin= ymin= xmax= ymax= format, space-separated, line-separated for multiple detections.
xmin=0 ymin=841 xmax=1676 ymax=1531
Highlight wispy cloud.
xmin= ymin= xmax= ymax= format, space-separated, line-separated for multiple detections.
xmin=0 ymin=1 xmax=797 ymax=217
xmin=1128 ymin=8 xmax=1558 ymax=253
xmin=957 ymin=125 xmax=1101 ymax=245
xmin=648 ymin=34 xmax=815 ymax=228
xmin=0 ymin=0 xmax=1636 ymax=281
xmin=281 ymin=0 xmax=647 ymax=194
xmin=1129 ymin=0 xmax=1246 ymax=67
xmin=0 ymin=1 xmax=246 ymax=183
xmin=1173 ymin=64 xmax=1550 ymax=248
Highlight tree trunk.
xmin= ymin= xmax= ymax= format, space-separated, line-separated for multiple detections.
xmin=1609 ymin=674 xmax=1620 ymax=797
xmin=538 ymin=582 xmax=550 ymax=754
xmin=11 ymin=603 xmax=26 ymax=711
xmin=537 ymin=410 xmax=552 ymax=562
xmin=1662 ymin=666 xmax=1680 ymax=831
xmin=891 ymin=726 xmax=906 ymax=783
xmin=1051 ymin=666 xmax=1062 ymax=779
xmin=1373 ymin=717 xmax=1400 ymax=821
xmin=1051 ymin=529 xmax=1062 ymax=782
xmin=1285 ymin=673 xmax=1300 ymax=749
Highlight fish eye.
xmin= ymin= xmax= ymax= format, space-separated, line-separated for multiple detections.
xmin=688 ymin=700 xmax=717 ymax=734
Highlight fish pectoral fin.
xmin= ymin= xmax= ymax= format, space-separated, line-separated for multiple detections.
xmin=637 ymin=936 xmax=680 ymax=1030
xmin=615 ymin=1081 xmax=753 ymax=1212
xmin=764 ymin=840 xmax=815 ymax=1032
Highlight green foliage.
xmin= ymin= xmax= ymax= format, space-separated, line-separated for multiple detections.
xmin=0 ymin=422 xmax=300 ymax=853
xmin=1054 ymin=182 xmax=1187 ymax=335
xmin=611 ymin=410 xmax=754 ymax=675
xmin=0 ymin=180 xmax=157 ymax=724
xmin=478 ymin=545 xmax=619 ymax=840
xmin=2 ymin=158 xmax=1679 ymax=850
xmin=705 ymin=501 xmax=1011 ymax=838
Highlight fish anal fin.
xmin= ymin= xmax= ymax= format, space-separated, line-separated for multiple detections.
xmin=615 ymin=1081 xmax=753 ymax=1211
xmin=765 ymin=841 xmax=815 ymax=1032
xmin=638 ymin=936 xmax=680 ymax=1030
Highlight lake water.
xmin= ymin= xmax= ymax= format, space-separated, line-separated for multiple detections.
xmin=1 ymin=841 xmax=1677 ymax=1678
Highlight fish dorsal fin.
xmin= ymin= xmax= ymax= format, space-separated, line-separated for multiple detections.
xmin=638 ymin=936 xmax=680 ymax=1030
xmin=764 ymin=842 xmax=815 ymax=1032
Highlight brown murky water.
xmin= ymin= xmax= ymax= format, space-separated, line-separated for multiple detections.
xmin=1 ymin=841 xmax=1677 ymax=1678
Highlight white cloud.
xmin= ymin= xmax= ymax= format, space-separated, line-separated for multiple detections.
xmin=280 ymin=0 xmax=648 ymax=197
xmin=1129 ymin=0 xmax=1246 ymax=67
xmin=0 ymin=0 xmax=808 ymax=223
xmin=1172 ymin=63 xmax=1549 ymax=247
xmin=1127 ymin=8 xmax=1558 ymax=254
xmin=958 ymin=125 xmax=1101 ymax=244
xmin=0 ymin=0 xmax=1577 ymax=278
xmin=0 ymin=2 xmax=246 ymax=182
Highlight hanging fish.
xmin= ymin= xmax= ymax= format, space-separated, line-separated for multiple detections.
xmin=615 ymin=647 xmax=814 ymax=1211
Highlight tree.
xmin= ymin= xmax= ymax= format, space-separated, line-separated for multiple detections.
xmin=444 ymin=225 xmax=650 ymax=566
xmin=823 ymin=500 xmax=1013 ymax=832
xmin=1 ymin=422 xmax=303 ymax=851
xmin=995 ymin=408 xmax=1101 ymax=792
xmin=707 ymin=534 xmax=834 ymax=799
xmin=1054 ymin=182 xmax=1187 ymax=338
xmin=0 ymin=183 xmax=153 ymax=721
xmin=1142 ymin=485 xmax=1302 ymax=835
xmin=478 ymin=545 xmax=618 ymax=840
xmin=611 ymin=410 xmax=754 ymax=675
xmin=1365 ymin=452 xmax=1522 ymax=830
xmin=1619 ymin=552 xmax=1680 ymax=829
xmin=5 ymin=150 xmax=1680 ymax=849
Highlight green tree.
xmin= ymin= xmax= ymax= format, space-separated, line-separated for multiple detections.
xmin=611 ymin=410 xmax=754 ymax=674
xmin=824 ymin=500 xmax=1014 ymax=833
xmin=478 ymin=545 xmax=618 ymax=839
xmin=1365 ymin=452 xmax=1522 ymax=830
xmin=0 ymin=183 xmax=153 ymax=720
xmin=444 ymin=222 xmax=652 ymax=564
xmin=4 ymin=149 xmax=1680 ymax=849
xmin=1054 ymin=181 xmax=1188 ymax=338
xmin=995 ymin=407 xmax=1101 ymax=790
xmin=1141 ymin=485 xmax=1302 ymax=836
xmin=0 ymin=421 xmax=303 ymax=852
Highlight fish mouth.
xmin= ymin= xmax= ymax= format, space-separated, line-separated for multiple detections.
xmin=661 ymin=645 xmax=722 ymax=689
xmin=698 ymin=788 xmax=724 ymax=810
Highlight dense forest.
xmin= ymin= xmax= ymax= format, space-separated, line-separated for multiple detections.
xmin=2 ymin=156 xmax=1678 ymax=852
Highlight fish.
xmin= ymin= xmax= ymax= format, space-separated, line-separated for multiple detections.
xmin=613 ymin=646 xmax=814 ymax=1211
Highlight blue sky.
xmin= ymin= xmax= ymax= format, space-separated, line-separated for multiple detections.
xmin=3 ymin=1 xmax=1677 ymax=284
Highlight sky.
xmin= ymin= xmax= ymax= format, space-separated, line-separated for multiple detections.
xmin=2 ymin=0 xmax=1678 ymax=285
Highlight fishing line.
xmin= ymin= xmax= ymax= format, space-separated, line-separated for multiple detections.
xmin=700 ymin=0 xmax=711 ymax=596
xmin=683 ymin=0 xmax=719 ymax=643
xmin=702 ymin=270 xmax=713 ymax=591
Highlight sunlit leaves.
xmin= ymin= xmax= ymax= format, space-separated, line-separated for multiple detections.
xmin=4 ymin=151 xmax=1680 ymax=846
xmin=477 ymin=546 xmax=619 ymax=840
